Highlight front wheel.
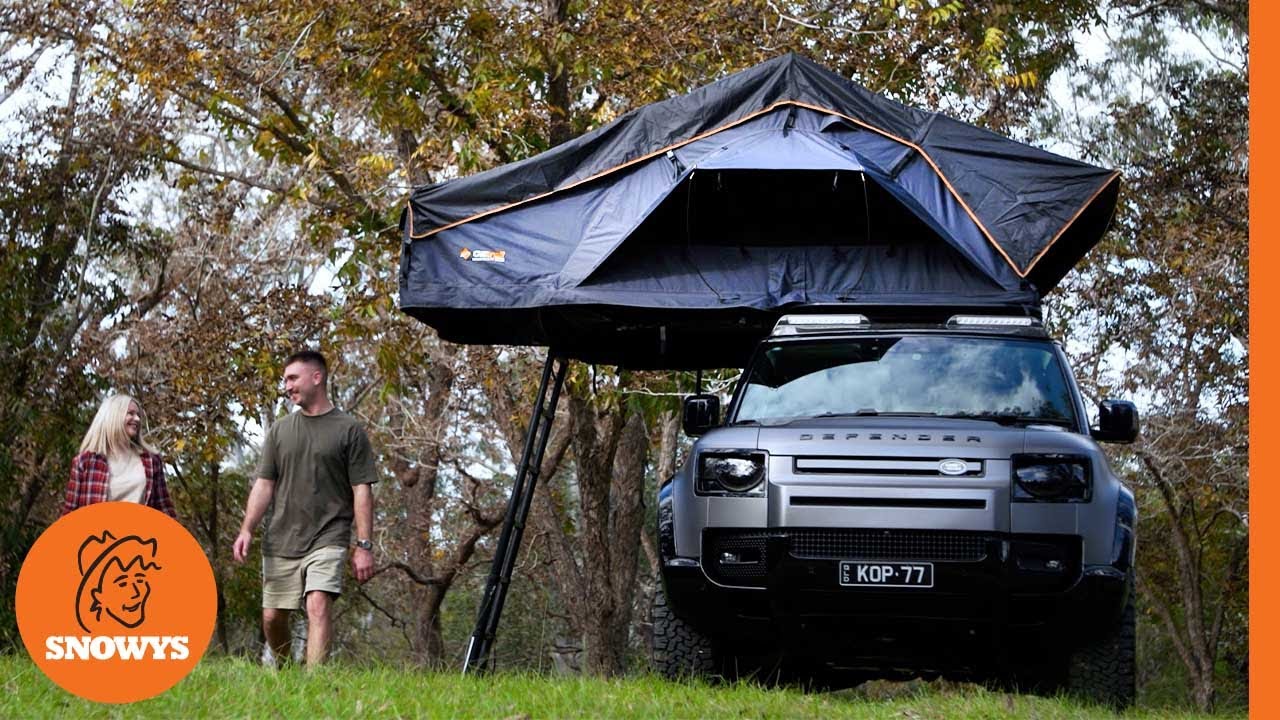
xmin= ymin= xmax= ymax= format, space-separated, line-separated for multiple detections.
xmin=1066 ymin=578 xmax=1136 ymax=709
xmin=650 ymin=582 xmax=715 ymax=680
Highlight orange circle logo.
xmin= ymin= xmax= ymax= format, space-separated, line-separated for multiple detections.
xmin=16 ymin=502 xmax=217 ymax=704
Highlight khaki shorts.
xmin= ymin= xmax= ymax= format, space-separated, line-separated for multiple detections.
xmin=262 ymin=545 xmax=347 ymax=609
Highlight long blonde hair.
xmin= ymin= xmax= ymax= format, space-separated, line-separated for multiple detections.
xmin=79 ymin=394 xmax=158 ymax=457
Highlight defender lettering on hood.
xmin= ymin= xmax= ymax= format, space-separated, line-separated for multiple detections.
xmin=796 ymin=432 xmax=982 ymax=443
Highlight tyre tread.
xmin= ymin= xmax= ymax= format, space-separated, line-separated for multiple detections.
xmin=1066 ymin=582 xmax=1137 ymax=709
xmin=650 ymin=584 xmax=715 ymax=679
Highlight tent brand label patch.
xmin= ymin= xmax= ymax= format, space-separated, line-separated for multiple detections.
xmin=16 ymin=502 xmax=217 ymax=704
xmin=459 ymin=248 xmax=506 ymax=263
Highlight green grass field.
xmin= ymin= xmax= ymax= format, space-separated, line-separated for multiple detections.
xmin=0 ymin=654 xmax=1242 ymax=719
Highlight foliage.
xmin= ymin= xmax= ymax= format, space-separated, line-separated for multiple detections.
xmin=1041 ymin=1 xmax=1247 ymax=711
xmin=0 ymin=15 xmax=177 ymax=649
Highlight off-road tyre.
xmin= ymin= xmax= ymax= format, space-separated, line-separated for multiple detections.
xmin=1066 ymin=578 xmax=1136 ymax=709
xmin=651 ymin=583 xmax=715 ymax=680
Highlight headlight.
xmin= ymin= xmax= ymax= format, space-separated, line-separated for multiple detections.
xmin=1011 ymin=454 xmax=1091 ymax=502
xmin=697 ymin=451 xmax=767 ymax=495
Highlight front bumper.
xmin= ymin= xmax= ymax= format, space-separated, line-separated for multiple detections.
xmin=660 ymin=528 xmax=1129 ymax=671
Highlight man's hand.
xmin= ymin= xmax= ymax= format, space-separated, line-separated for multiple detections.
xmin=352 ymin=547 xmax=374 ymax=583
xmin=234 ymin=478 xmax=274 ymax=564
xmin=232 ymin=529 xmax=253 ymax=563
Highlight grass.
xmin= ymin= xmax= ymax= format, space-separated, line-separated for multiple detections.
xmin=0 ymin=654 xmax=1242 ymax=719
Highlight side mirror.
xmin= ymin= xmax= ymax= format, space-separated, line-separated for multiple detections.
xmin=682 ymin=394 xmax=721 ymax=437
xmin=1091 ymin=400 xmax=1139 ymax=443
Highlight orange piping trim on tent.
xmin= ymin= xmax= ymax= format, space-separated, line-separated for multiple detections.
xmin=1021 ymin=171 xmax=1122 ymax=277
xmin=406 ymin=100 xmax=1118 ymax=281
xmin=405 ymin=100 xmax=799 ymax=241
xmin=784 ymin=101 xmax=1022 ymax=277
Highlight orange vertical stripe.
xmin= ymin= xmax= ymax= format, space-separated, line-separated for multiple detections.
xmin=1249 ymin=1 xmax=1271 ymax=716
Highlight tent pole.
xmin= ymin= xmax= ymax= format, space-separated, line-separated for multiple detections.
xmin=462 ymin=349 xmax=569 ymax=674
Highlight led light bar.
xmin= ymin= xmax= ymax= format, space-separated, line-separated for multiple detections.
xmin=771 ymin=314 xmax=870 ymax=336
xmin=946 ymin=315 xmax=1038 ymax=328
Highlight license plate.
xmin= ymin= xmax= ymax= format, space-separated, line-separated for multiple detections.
xmin=839 ymin=561 xmax=934 ymax=588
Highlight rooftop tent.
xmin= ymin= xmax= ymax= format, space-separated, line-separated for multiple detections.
xmin=399 ymin=53 xmax=1119 ymax=369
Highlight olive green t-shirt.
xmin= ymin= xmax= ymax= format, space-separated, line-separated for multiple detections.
xmin=254 ymin=408 xmax=377 ymax=558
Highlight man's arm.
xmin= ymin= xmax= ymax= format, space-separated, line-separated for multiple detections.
xmin=351 ymin=483 xmax=374 ymax=583
xmin=232 ymin=477 xmax=276 ymax=562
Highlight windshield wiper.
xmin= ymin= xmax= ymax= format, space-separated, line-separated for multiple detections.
xmin=810 ymin=410 xmax=940 ymax=419
xmin=941 ymin=412 xmax=1071 ymax=427
xmin=811 ymin=409 xmax=878 ymax=419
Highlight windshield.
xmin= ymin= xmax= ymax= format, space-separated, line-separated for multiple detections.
xmin=734 ymin=335 xmax=1077 ymax=426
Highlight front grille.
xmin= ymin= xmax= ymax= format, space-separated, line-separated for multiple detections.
xmin=703 ymin=530 xmax=770 ymax=586
xmin=788 ymin=529 xmax=988 ymax=562
xmin=793 ymin=456 xmax=984 ymax=477
xmin=790 ymin=497 xmax=986 ymax=509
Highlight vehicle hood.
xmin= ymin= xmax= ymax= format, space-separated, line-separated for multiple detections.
xmin=698 ymin=417 xmax=1098 ymax=459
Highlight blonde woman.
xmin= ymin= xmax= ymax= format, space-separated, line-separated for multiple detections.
xmin=62 ymin=394 xmax=176 ymax=518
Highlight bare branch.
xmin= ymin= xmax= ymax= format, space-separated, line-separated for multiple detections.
xmin=159 ymin=152 xmax=290 ymax=194
xmin=1137 ymin=568 xmax=1201 ymax=682
xmin=354 ymin=584 xmax=407 ymax=629
xmin=765 ymin=0 xmax=892 ymax=37
xmin=374 ymin=561 xmax=442 ymax=587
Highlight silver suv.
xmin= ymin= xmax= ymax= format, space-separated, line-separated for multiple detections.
xmin=652 ymin=313 xmax=1138 ymax=708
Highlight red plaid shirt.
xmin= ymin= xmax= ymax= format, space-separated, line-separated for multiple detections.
xmin=62 ymin=450 xmax=177 ymax=518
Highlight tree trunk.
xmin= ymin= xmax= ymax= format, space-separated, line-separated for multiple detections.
xmin=404 ymin=356 xmax=454 ymax=666
xmin=1136 ymin=444 xmax=1246 ymax=713
xmin=1194 ymin=682 xmax=1215 ymax=715
xmin=414 ymin=584 xmax=448 ymax=665
xmin=542 ymin=0 xmax=572 ymax=148
xmin=565 ymin=394 xmax=648 ymax=676
xmin=209 ymin=461 xmax=229 ymax=654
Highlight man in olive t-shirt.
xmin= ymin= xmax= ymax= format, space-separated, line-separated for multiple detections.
xmin=232 ymin=350 xmax=377 ymax=667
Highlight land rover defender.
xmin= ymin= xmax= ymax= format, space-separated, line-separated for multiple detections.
xmin=652 ymin=312 xmax=1138 ymax=707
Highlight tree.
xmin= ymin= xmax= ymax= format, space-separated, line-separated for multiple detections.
xmin=352 ymin=340 xmax=559 ymax=667
xmin=1042 ymin=1 xmax=1248 ymax=709
xmin=0 ymin=9 xmax=181 ymax=648
xmin=543 ymin=376 xmax=649 ymax=676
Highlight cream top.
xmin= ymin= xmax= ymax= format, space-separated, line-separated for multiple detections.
xmin=107 ymin=451 xmax=146 ymax=503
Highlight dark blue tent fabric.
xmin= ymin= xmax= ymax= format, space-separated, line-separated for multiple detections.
xmin=399 ymin=53 xmax=1117 ymax=368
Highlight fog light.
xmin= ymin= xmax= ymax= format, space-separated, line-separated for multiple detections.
xmin=718 ymin=549 xmax=761 ymax=565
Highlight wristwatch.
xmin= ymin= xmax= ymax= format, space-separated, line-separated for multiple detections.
xmin=355 ymin=539 xmax=373 ymax=551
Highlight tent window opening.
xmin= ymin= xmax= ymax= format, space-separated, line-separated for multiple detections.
xmin=636 ymin=169 xmax=940 ymax=249
xmin=580 ymin=168 xmax=1000 ymax=291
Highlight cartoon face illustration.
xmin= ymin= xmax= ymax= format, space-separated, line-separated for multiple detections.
xmin=75 ymin=531 xmax=162 ymax=633
xmin=91 ymin=557 xmax=153 ymax=628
